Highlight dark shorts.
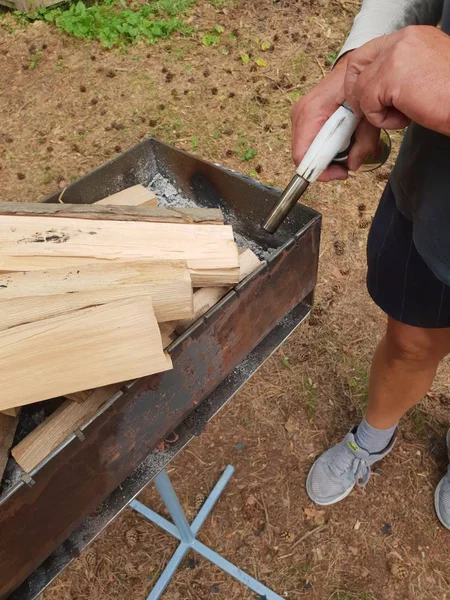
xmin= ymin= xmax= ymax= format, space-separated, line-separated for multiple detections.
xmin=367 ymin=183 xmax=450 ymax=329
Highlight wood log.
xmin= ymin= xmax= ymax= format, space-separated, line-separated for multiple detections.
xmin=63 ymin=186 xmax=165 ymax=405
xmin=12 ymin=385 xmax=119 ymax=473
xmin=0 ymin=202 xmax=223 ymax=225
xmin=11 ymin=249 xmax=260 ymax=467
xmin=0 ymin=297 xmax=172 ymax=411
xmin=0 ymin=217 xmax=239 ymax=287
xmin=96 ymin=185 xmax=158 ymax=207
xmin=174 ymin=248 xmax=261 ymax=334
xmin=0 ymin=413 xmax=18 ymax=484
xmin=0 ymin=260 xmax=193 ymax=328
xmin=64 ymin=391 xmax=92 ymax=403
xmin=0 ymin=408 xmax=20 ymax=417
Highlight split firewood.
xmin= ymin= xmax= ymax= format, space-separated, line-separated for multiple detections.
xmin=0 ymin=202 xmax=224 ymax=225
xmin=12 ymin=249 xmax=261 ymax=470
xmin=0 ymin=297 xmax=172 ymax=411
xmin=12 ymin=385 xmax=119 ymax=473
xmin=0 ymin=260 xmax=193 ymax=329
xmin=0 ymin=216 xmax=239 ymax=287
xmin=174 ymin=248 xmax=262 ymax=334
xmin=96 ymin=185 xmax=157 ymax=207
xmin=0 ymin=413 xmax=19 ymax=484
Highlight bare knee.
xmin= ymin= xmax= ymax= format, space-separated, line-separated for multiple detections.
xmin=385 ymin=318 xmax=450 ymax=365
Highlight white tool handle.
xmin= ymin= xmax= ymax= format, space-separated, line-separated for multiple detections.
xmin=296 ymin=105 xmax=360 ymax=183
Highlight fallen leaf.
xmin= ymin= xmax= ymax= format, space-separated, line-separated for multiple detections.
xmin=255 ymin=58 xmax=267 ymax=67
xmin=304 ymin=507 xmax=325 ymax=525
xmin=354 ymin=519 xmax=361 ymax=531
xmin=284 ymin=416 xmax=297 ymax=435
xmin=246 ymin=494 xmax=257 ymax=506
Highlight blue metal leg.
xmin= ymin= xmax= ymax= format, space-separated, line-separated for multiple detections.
xmin=192 ymin=539 xmax=284 ymax=600
xmin=146 ymin=543 xmax=190 ymax=600
xmin=153 ymin=470 xmax=194 ymax=543
xmin=129 ymin=500 xmax=180 ymax=540
xmin=191 ymin=465 xmax=234 ymax=535
xmin=129 ymin=466 xmax=284 ymax=600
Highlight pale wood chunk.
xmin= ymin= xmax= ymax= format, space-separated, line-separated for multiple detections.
xmin=175 ymin=248 xmax=261 ymax=334
xmin=66 ymin=321 xmax=176 ymax=403
xmin=0 ymin=202 xmax=224 ymax=225
xmin=1 ymin=408 xmax=20 ymax=417
xmin=0 ymin=297 xmax=172 ymax=411
xmin=65 ymin=390 xmax=93 ymax=403
xmin=11 ymin=250 xmax=261 ymax=466
xmin=0 ymin=260 xmax=193 ymax=328
xmin=0 ymin=413 xmax=18 ymax=483
xmin=96 ymin=185 xmax=158 ymax=207
xmin=12 ymin=384 xmax=120 ymax=473
xmin=0 ymin=217 xmax=239 ymax=287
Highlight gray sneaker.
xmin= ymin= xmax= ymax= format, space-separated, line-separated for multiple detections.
xmin=434 ymin=429 xmax=450 ymax=530
xmin=306 ymin=426 xmax=396 ymax=506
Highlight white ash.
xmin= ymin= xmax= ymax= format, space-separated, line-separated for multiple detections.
xmin=148 ymin=174 xmax=274 ymax=260
xmin=233 ymin=232 xmax=273 ymax=261
xmin=148 ymin=173 xmax=198 ymax=209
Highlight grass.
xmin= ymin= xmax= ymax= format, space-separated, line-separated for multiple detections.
xmin=14 ymin=0 xmax=197 ymax=48
xmin=303 ymin=378 xmax=318 ymax=422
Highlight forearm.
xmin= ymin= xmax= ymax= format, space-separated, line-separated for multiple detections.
xmin=337 ymin=0 xmax=444 ymax=59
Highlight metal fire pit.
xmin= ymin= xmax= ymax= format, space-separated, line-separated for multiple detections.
xmin=0 ymin=138 xmax=321 ymax=600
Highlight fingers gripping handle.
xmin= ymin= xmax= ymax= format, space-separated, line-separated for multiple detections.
xmin=296 ymin=104 xmax=360 ymax=183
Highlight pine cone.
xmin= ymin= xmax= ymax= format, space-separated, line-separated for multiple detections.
xmin=84 ymin=548 xmax=97 ymax=570
xmin=125 ymin=528 xmax=139 ymax=548
xmin=390 ymin=561 xmax=408 ymax=580
xmin=194 ymin=492 xmax=207 ymax=510
xmin=334 ymin=240 xmax=345 ymax=256
xmin=280 ymin=529 xmax=294 ymax=543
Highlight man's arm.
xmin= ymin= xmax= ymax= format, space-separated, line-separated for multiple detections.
xmin=291 ymin=0 xmax=444 ymax=179
xmin=338 ymin=0 xmax=444 ymax=59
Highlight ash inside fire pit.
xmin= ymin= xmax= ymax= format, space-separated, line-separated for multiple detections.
xmin=148 ymin=173 xmax=275 ymax=261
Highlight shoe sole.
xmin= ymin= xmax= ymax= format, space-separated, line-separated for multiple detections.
xmin=306 ymin=463 xmax=355 ymax=506
xmin=434 ymin=478 xmax=450 ymax=531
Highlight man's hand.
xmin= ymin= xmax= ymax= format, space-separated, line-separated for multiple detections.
xmin=291 ymin=53 xmax=380 ymax=181
xmin=342 ymin=26 xmax=450 ymax=135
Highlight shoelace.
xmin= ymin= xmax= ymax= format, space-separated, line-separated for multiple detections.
xmin=330 ymin=450 xmax=371 ymax=488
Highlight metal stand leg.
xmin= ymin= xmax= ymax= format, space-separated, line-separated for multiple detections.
xmin=129 ymin=465 xmax=284 ymax=600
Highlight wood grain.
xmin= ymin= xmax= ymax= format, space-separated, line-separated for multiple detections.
xmin=0 ymin=202 xmax=224 ymax=225
xmin=10 ymin=250 xmax=260 ymax=469
xmin=0 ymin=413 xmax=18 ymax=483
xmin=174 ymin=248 xmax=261 ymax=334
xmin=12 ymin=385 xmax=119 ymax=473
xmin=96 ymin=185 xmax=158 ymax=207
xmin=0 ymin=217 xmax=239 ymax=286
xmin=0 ymin=297 xmax=172 ymax=411
xmin=0 ymin=260 xmax=193 ymax=327
xmin=0 ymin=408 xmax=20 ymax=417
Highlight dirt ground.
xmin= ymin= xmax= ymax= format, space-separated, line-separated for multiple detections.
xmin=2 ymin=1 xmax=450 ymax=599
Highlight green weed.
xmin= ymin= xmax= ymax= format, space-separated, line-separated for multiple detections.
xmin=234 ymin=137 xmax=257 ymax=162
xmin=15 ymin=0 xmax=196 ymax=49
xmin=289 ymin=90 xmax=302 ymax=102
xmin=28 ymin=50 xmax=42 ymax=69
xmin=202 ymin=33 xmax=220 ymax=46
xmin=303 ymin=378 xmax=317 ymax=422
xmin=191 ymin=136 xmax=199 ymax=151
xmin=327 ymin=50 xmax=338 ymax=65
